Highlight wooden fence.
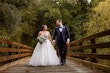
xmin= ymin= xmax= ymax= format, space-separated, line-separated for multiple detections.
xmin=0 ymin=38 xmax=33 ymax=66
xmin=69 ymin=30 xmax=110 ymax=73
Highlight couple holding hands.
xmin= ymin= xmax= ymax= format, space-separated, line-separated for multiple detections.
xmin=28 ymin=19 xmax=70 ymax=66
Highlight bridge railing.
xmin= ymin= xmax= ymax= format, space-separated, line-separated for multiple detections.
xmin=69 ymin=30 xmax=110 ymax=73
xmin=0 ymin=38 xmax=33 ymax=66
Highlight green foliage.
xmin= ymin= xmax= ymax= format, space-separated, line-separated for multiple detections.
xmin=0 ymin=0 xmax=30 ymax=9
xmin=86 ymin=0 xmax=110 ymax=36
xmin=0 ymin=29 xmax=10 ymax=40
xmin=0 ymin=0 xmax=109 ymax=66
xmin=0 ymin=0 xmax=104 ymax=47
xmin=84 ymin=0 xmax=110 ymax=66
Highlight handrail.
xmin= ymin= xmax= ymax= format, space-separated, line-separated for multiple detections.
xmin=70 ymin=30 xmax=110 ymax=45
xmin=0 ymin=38 xmax=33 ymax=66
xmin=69 ymin=29 xmax=110 ymax=73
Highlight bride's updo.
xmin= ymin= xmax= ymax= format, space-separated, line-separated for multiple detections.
xmin=41 ymin=25 xmax=47 ymax=31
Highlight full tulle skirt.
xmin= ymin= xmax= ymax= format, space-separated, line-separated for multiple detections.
xmin=28 ymin=40 xmax=60 ymax=66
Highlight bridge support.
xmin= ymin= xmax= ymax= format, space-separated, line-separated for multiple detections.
xmin=91 ymin=39 xmax=97 ymax=63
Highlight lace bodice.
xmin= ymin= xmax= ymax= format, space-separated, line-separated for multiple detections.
xmin=40 ymin=32 xmax=49 ymax=37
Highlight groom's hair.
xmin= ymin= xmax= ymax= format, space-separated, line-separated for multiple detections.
xmin=57 ymin=19 xmax=62 ymax=22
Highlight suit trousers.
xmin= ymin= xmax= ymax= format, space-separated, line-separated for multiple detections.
xmin=58 ymin=41 xmax=67 ymax=63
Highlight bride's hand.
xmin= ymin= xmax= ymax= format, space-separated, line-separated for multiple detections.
xmin=52 ymin=40 xmax=55 ymax=45
xmin=52 ymin=42 xmax=55 ymax=45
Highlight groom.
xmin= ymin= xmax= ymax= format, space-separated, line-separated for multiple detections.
xmin=53 ymin=19 xmax=70 ymax=65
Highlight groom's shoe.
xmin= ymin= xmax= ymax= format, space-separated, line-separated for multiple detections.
xmin=63 ymin=60 xmax=66 ymax=65
xmin=60 ymin=61 xmax=64 ymax=65
xmin=61 ymin=60 xmax=66 ymax=65
xmin=64 ymin=60 xmax=66 ymax=64
xmin=61 ymin=62 xmax=64 ymax=65
xmin=60 ymin=61 xmax=63 ymax=65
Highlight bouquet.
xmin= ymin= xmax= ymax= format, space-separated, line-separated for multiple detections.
xmin=37 ymin=35 xmax=47 ymax=44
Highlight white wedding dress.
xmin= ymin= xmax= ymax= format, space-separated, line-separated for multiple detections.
xmin=28 ymin=33 xmax=60 ymax=66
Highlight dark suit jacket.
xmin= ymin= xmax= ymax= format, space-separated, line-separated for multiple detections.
xmin=53 ymin=26 xmax=70 ymax=45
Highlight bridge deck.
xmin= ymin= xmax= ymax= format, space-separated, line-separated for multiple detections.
xmin=0 ymin=57 xmax=103 ymax=73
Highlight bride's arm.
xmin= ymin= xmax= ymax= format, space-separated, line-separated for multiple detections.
xmin=38 ymin=31 xmax=41 ymax=37
xmin=48 ymin=32 xmax=53 ymax=44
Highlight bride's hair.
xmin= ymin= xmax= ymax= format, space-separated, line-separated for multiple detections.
xmin=41 ymin=24 xmax=47 ymax=30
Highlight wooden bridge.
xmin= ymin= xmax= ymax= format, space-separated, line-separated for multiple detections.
xmin=0 ymin=30 xmax=110 ymax=73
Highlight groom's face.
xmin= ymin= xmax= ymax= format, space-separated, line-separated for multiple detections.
xmin=56 ymin=21 xmax=62 ymax=26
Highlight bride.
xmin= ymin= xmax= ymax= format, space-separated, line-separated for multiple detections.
xmin=28 ymin=25 xmax=60 ymax=66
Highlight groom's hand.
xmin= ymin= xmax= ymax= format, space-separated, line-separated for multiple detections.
xmin=66 ymin=38 xmax=70 ymax=48
xmin=66 ymin=39 xmax=70 ymax=45
xmin=66 ymin=41 xmax=70 ymax=48
xmin=66 ymin=41 xmax=70 ymax=45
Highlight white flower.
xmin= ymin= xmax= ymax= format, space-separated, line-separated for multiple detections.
xmin=37 ymin=35 xmax=47 ymax=44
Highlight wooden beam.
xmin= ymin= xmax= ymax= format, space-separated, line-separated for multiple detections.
xmin=70 ymin=30 xmax=110 ymax=45
xmin=0 ymin=53 xmax=31 ymax=62
xmin=68 ymin=57 xmax=110 ymax=73
xmin=0 ymin=47 xmax=33 ymax=53
xmin=70 ymin=52 xmax=110 ymax=60
xmin=70 ymin=42 xmax=110 ymax=50
xmin=0 ymin=38 xmax=33 ymax=50
xmin=0 ymin=56 xmax=31 ymax=71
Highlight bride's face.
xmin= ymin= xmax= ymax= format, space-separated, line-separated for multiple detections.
xmin=43 ymin=25 xmax=47 ymax=30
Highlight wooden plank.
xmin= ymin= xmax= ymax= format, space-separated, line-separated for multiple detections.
xmin=0 ymin=38 xmax=33 ymax=50
xmin=70 ymin=30 xmax=110 ymax=45
xmin=70 ymin=52 xmax=110 ymax=60
xmin=10 ymin=42 xmax=33 ymax=50
xmin=68 ymin=57 xmax=110 ymax=73
xmin=70 ymin=42 xmax=110 ymax=50
xmin=0 ymin=53 xmax=31 ymax=62
xmin=0 ymin=57 xmax=31 ymax=71
xmin=0 ymin=58 xmax=104 ymax=73
xmin=0 ymin=47 xmax=33 ymax=53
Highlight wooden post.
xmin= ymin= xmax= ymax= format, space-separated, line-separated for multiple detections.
xmin=0 ymin=54 xmax=2 ymax=66
xmin=79 ymin=42 xmax=84 ymax=59
xmin=8 ymin=44 xmax=12 ymax=62
xmin=21 ymin=47 xmax=22 ymax=54
xmin=8 ymin=44 xmax=11 ymax=55
xmin=91 ymin=39 xmax=97 ymax=63
xmin=79 ymin=42 xmax=83 ymax=52
xmin=16 ymin=46 xmax=19 ymax=60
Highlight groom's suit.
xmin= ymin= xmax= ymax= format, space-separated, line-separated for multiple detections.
xmin=53 ymin=25 xmax=70 ymax=64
